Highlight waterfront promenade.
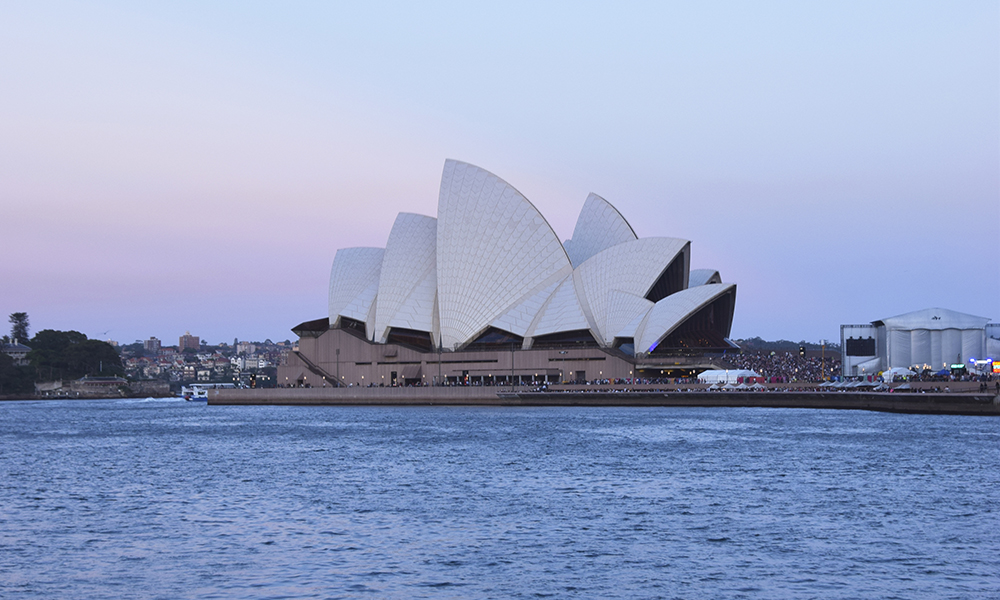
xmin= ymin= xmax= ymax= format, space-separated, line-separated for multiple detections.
xmin=210 ymin=385 xmax=1000 ymax=415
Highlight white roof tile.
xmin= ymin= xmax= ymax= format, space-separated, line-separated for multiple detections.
xmin=605 ymin=291 xmax=654 ymax=344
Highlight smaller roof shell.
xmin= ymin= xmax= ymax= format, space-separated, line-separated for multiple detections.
xmin=634 ymin=283 xmax=735 ymax=354
xmin=328 ymin=247 xmax=384 ymax=327
xmin=564 ymin=193 xmax=637 ymax=267
xmin=688 ymin=269 xmax=722 ymax=287
xmin=373 ymin=213 xmax=437 ymax=342
xmin=528 ymin=275 xmax=592 ymax=338
xmin=604 ymin=291 xmax=654 ymax=345
xmin=574 ymin=237 xmax=689 ymax=343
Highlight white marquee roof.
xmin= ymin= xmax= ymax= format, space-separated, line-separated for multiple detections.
xmin=698 ymin=369 xmax=758 ymax=384
xmin=876 ymin=307 xmax=991 ymax=331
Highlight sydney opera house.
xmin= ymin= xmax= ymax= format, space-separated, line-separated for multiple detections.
xmin=280 ymin=160 xmax=738 ymax=387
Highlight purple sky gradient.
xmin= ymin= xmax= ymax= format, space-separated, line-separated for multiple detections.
xmin=2 ymin=1 xmax=997 ymax=346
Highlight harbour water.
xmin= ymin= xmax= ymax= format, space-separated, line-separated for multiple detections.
xmin=1 ymin=399 xmax=998 ymax=599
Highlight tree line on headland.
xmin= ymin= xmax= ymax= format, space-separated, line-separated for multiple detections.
xmin=1 ymin=313 xmax=123 ymax=396
xmin=733 ymin=337 xmax=840 ymax=352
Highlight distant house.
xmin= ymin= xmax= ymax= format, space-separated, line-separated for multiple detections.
xmin=2 ymin=341 xmax=31 ymax=366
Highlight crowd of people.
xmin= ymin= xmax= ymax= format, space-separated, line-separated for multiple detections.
xmin=726 ymin=351 xmax=841 ymax=383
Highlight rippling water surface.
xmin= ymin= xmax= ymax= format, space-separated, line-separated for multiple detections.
xmin=1 ymin=399 xmax=998 ymax=599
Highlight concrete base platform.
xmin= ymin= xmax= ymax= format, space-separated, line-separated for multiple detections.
xmin=209 ymin=388 xmax=1000 ymax=416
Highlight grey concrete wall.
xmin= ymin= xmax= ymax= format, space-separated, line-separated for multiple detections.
xmin=210 ymin=387 xmax=1000 ymax=415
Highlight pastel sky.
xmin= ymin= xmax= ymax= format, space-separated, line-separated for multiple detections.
xmin=2 ymin=1 xmax=997 ymax=346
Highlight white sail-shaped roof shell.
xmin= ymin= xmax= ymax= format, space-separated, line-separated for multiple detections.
xmin=564 ymin=193 xmax=638 ymax=267
xmin=328 ymin=247 xmax=384 ymax=329
xmin=529 ymin=275 xmax=592 ymax=338
xmin=605 ymin=291 xmax=655 ymax=344
xmin=373 ymin=213 xmax=437 ymax=343
xmin=491 ymin=276 xmax=564 ymax=337
xmin=689 ymin=269 xmax=722 ymax=287
xmin=436 ymin=160 xmax=572 ymax=350
xmin=615 ymin=308 xmax=650 ymax=341
xmin=574 ymin=237 xmax=690 ymax=343
xmin=634 ymin=283 xmax=736 ymax=354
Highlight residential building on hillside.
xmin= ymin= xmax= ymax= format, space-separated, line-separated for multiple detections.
xmin=179 ymin=332 xmax=200 ymax=351
xmin=2 ymin=341 xmax=31 ymax=366
xmin=143 ymin=337 xmax=161 ymax=353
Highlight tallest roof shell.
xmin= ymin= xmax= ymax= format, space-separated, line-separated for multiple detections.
xmin=436 ymin=160 xmax=572 ymax=349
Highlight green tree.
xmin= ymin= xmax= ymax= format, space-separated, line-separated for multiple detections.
xmin=64 ymin=340 xmax=124 ymax=376
xmin=121 ymin=342 xmax=146 ymax=358
xmin=27 ymin=329 xmax=123 ymax=380
xmin=0 ymin=351 xmax=34 ymax=396
xmin=9 ymin=312 xmax=29 ymax=343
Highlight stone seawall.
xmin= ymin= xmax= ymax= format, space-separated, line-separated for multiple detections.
xmin=210 ymin=388 xmax=1000 ymax=415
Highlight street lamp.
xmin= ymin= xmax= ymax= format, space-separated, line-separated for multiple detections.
xmin=510 ymin=342 xmax=515 ymax=391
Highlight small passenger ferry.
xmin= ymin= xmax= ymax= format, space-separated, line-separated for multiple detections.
xmin=181 ymin=383 xmax=236 ymax=401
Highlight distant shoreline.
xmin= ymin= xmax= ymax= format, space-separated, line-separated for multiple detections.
xmin=208 ymin=388 xmax=1000 ymax=416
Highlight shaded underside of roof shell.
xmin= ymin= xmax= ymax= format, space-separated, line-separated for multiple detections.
xmin=634 ymin=283 xmax=736 ymax=354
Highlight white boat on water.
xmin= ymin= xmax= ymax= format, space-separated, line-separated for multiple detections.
xmin=181 ymin=383 xmax=236 ymax=402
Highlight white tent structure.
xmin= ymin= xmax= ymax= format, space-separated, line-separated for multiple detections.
xmin=697 ymin=369 xmax=759 ymax=384
xmin=882 ymin=367 xmax=916 ymax=381
xmin=879 ymin=308 xmax=989 ymax=370
xmin=841 ymin=308 xmax=993 ymax=376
